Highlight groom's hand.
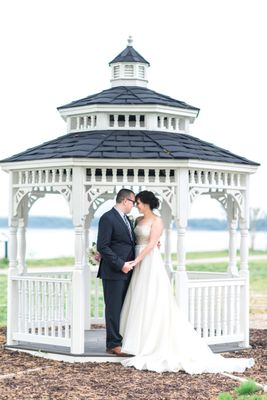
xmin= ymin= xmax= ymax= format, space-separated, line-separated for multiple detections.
xmin=121 ymin=262 xmax=134 ymax=274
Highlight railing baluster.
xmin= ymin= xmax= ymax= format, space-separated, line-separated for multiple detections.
xmin=189 ymin=287 xmax=195 ymax=328
xmin=196 ymin=287 xmax=202 ymax=336
xmin=222 ymin=286 xmax=228 ymax=336
xmin=202 ymin=287 xmax=209 ymax=338
xmin=215 ymin=286 xmax=222 ymax=337
xmin=229 ymin=285 xmax=235 ymax=335
xmin=18 ymin=281 xmax=23 ymax=332
xmin=209 ymin=286 xmax=215 ymax=338
xmin=236 ymin=285 xmax=241 ymax=334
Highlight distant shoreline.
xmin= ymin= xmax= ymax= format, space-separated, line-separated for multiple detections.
xmin=1 ymin=216 xmax=267 ymax=231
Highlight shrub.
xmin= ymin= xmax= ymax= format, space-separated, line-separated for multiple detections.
xmin=235 ymin=380 xmax=261 ymax=395
xmin=217 ymin=393 xmax=233 ymax=400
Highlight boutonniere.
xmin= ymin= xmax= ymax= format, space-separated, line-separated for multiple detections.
xmin=127 ymin=215 xmax=135 ymax=226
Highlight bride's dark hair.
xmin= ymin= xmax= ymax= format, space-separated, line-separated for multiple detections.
xmin=136 ymin=191 xmax=159 ymax=210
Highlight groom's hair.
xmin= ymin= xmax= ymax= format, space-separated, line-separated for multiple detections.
xmin=116 ymin=189 xmax=135 ymax=204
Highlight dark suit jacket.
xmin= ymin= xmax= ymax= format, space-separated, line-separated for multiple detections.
xmin=97 ymin=208 xmax=135 ymax=280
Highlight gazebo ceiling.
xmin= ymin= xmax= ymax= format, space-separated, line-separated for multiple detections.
xmin=57 ymin=86 xmax=200 ymax=112
xmin=0 ymin=130 xmax=259 ymax=165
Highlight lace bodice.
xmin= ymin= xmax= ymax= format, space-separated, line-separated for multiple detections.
xmin=134 ymin=222 xmax=152 ymax=245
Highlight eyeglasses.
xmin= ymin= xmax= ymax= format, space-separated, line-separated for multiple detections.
xmin=127 ymin=198 xmax=136 ymax=205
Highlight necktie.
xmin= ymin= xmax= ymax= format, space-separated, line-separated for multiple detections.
xmin=124 ymin=215 xmax=133 ymax=239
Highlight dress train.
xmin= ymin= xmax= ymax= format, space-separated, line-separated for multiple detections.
xmin=120 ymin=223 xmax=254 ymax=374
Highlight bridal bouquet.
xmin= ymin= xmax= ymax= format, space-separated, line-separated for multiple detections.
xmin=88 ymin=242 xmax=101 ymax=266
xmin=127 ymin=214 xmax=135 ymax=226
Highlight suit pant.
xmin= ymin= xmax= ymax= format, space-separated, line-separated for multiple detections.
xmin=102 ymin=276 xmax=131 ymax=349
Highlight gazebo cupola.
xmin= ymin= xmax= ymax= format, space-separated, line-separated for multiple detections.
xmin=57 ymin=37 xmax=199 ymax=135
xmin=109 ymin=36 xmax=150 ymax=88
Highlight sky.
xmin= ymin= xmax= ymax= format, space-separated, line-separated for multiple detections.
xmin=0 ymin=0 xmax=266 ymax=219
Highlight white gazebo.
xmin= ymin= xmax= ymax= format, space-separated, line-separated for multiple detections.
xmin=1 ymin=37 xmax=259 ymax=357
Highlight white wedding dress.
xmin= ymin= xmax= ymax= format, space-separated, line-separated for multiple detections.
xmin=120 ymin=221 xmax=254 ymax=374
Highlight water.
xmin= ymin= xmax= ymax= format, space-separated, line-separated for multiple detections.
xmin=0 ymin=228 xmax=267 ymax=259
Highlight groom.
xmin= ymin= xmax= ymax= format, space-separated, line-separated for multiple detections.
xmin=97 ymin=189 xmax=136 ymax=356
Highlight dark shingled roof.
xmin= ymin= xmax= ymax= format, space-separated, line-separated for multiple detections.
xmin=109 ymin=45 xmax=150 ymax=65
xmin=58 ymin=86 xmax=200 ymax=112
xmin=1 ymin=130 xmax=259 ymax=166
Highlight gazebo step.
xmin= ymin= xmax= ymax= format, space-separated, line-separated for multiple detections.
xmin=5 ymin=329 xmax=110 ymax=357
xmin=5 ymin=329 xmax=250 ymax=358
xmin=210 ymin=342 xmax=251 ymax=353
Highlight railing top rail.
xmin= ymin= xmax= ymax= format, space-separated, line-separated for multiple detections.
xmin=187 ymin=271 xmax=228 ymax=275
xmin=25 ymin=271 xmax=73 ymax=276
xmin=188 ymin=279 xmax=245 ymax=287
xmin=12 ymin=276 xmax=72 ymax=283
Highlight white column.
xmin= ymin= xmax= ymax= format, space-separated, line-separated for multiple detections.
xmin=175 ymin=118 xmax=179 ymax=131
xmin=72 ymin=225 xmax=85 ymax=353
xmin=17 ymin=218 xmax=26 ymax=275
xmin=239 ymin=217 xmax=250 ymax=347
xmin=175 ymin=221 xmax=188 ymax=315
xmin=240 ymin=219 xmax=249 ymax=273
xmin=228 ymin=219 xmax=238 ymax=276
xmin=184 ymin=118 xmax=190 ymax=133
xmin=7 ymin=218 xmax=19 ymax=345
xmin=227 ymin=198 xmax=238 ymax=276
xmin=71 ymin=167 xmax=86 ymax=354
xmin=67 ymin=117 xmax=71 ymax=133
xmin=161 ymin=204 xmax=173 ymax=278
xmin=239 ymin=181 xmax=250 ymax=348
xmin=125 ymin=114 xmax=129 ymax=128
xmin=77 ymin=116 xmax=81 ymax=130
xmin=7 ymin=170 xmax=19 ymax=345
xmin=84 ymin=220 xmax=91 ymax=330
xmin=114 ymin=114 xmax=119 ymax=128
xmin=146 ymin=114 xmax=158 ymax=130
xmin=174 ymin=168 xmax=189 ymax=316
xmin=164 ymin=224 xmax=173 ymax=276
xmin=96 ymin=113 xmax=108 ymax=130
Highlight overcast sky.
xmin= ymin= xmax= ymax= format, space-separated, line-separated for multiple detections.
xmin=0 ymin=0 xmax=266 ymax=219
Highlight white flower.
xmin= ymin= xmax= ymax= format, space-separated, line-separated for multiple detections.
xmin=88 ymin=242 xmax=101 ymax=266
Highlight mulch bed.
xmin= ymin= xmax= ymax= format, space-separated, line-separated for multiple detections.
xmin=0 ymin=327 xmax=266 ymax=400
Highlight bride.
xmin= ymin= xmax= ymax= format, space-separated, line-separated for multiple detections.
xmin=119 ymin=190 xmax=254 ymax=374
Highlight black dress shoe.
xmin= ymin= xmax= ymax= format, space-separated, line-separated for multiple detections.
xmin=106 ymin=346 xmax=129 ymax=357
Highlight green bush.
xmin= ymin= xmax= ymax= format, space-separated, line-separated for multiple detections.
xmin=218 ymin=393 xmax=233 ymax=400
xmin=235 ymin=380 xmax=260 ymax=396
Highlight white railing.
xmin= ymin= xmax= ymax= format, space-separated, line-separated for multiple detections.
xmin=90 ymin=268 xmax=247 ymax=345
xmin=10 ymin=269 xmax=105 ymax=349
xmin=187 ymin=273 xmax=246 ymax=345
xmin=9 ymin=269 xmax=246 ymax=350
xmin=12 ymin=273 xmax=72 ymax=346
xmin=90 ymin=269 xmax=105 ymax=324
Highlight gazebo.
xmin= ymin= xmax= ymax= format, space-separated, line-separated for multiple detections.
xmin=1 ymin=37 xmax=259 ymax=357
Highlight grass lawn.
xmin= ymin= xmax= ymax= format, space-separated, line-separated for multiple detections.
xmin=185 ymin=259 xmax=267 ymax=292
xmin=0 ymin=275 xmax=7 ymax=327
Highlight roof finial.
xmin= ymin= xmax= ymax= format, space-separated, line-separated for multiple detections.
xmin=127 ymin=35 xmax=133 ymax=46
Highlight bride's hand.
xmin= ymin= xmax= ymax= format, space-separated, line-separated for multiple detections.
xmin=129 ymin=259 xmax=138 ymax=267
